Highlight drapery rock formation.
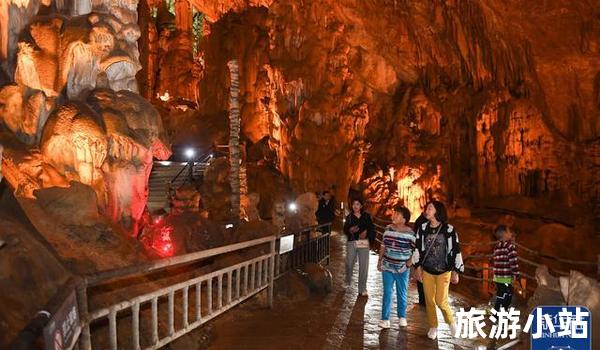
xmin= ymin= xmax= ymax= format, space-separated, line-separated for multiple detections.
xmin=0 ymin=0 xmax=171 ymax=236
xmin=159 ymin=0 xmax=600 ymax=230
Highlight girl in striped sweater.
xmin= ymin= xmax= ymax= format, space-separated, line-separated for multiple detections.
xmin=377 ymin=205 xmax=416 ymax=329
xmin=492 ymin=225 xmax=519 ymax=311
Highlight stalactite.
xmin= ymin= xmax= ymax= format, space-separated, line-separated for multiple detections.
xmin=228 ymin=59 xmax=241 ymax=222
xmin=239 ymin=163 xmax=248 ymax=220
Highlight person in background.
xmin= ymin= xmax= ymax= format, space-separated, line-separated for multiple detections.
xmin=413 ymin=212 xmax=428 ymax=307
xmin=316 ymin=190 xmax=336 ymax=233
xmin=491 ymin=225 xmax=519 ymax=311
xmin=414 ymin=201 xmax=464 ymax=340
xmin=377 ymin=205 xmax=416 ymax=329
xmin=343 ymin=198 xmax=375 ymax=297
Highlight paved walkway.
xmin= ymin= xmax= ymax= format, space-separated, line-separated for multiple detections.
xmin=174 ymin=232 xmax=497 ymax=349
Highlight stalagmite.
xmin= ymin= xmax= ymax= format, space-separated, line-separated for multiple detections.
xmin=228 ymin=59 xmax=241 ymax=222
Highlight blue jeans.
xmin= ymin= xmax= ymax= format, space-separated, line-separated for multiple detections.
xmin=381 ymin=269 xmax=410 ymax=320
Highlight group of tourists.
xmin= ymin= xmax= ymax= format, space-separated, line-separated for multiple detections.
xmin=342 ymin=198 xmax=520 ymax=339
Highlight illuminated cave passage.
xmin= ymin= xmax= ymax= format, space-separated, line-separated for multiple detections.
xmin=0 ymin=0 xmax=599 ymax=349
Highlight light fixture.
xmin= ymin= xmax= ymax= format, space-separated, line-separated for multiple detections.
xmin=288 ymin=202 xmax=297 ymax=212
xmin=184 ymin=148 xmax=195 ymax=160
xmin=225 ymin=224 xmax=234 ymax=229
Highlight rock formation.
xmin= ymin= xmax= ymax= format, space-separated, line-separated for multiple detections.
xmin=0 ymin=0 xmax=171 ymax=236
xmin=168 ymin=0 xmax=600 ymax=230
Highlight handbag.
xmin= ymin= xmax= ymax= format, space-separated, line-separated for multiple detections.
xmin=355 ymin=239 xmax=369 ymax=249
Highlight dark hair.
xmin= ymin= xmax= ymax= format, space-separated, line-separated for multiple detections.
xmin=426 ymin=200 xmax=448 ymax=223
xmin=494 ymin=225 xmax=508 ymax=235
xmin=393 ymin=205 xmax=411 ymax=223
xmin=350 ymin=197 xmax=364 ymax=206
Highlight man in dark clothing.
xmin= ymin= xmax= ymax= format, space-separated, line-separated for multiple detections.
xmin=413 ymin=212 xmax=428 ymax=306
xmin=316 ymin=191 xmax=336 ymax=233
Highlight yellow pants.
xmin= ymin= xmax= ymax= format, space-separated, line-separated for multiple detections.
xmin=423 ymin=271 xmax=454 ymax=328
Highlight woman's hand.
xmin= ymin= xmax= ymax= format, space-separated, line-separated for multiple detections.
xmin=451 ymin=271 xmax=459 ymax=284
xmin=349 ymin=226 xmax=359 ymax=233
xmin=377 ymin=260 xmax=383 ymax=272
xmin=406 ymin=259 xmax=413 ymax=268
xmin=415 ymin=266 xmax=423 ymax=282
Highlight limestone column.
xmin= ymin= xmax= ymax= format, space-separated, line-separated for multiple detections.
xmin=175 ymin=0 xmax=192 ymax=34
xmin=228 ymin=59 xmax=241 ymax=222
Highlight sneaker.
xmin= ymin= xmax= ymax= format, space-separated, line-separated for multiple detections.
xmin=399 ymin=317 xmax=407 ymax=327
xmin=427 ymin=328 xmax=438 ymax=339
xmin=359 ymin=292 xmax=368 ymax=297
xmin=379 ymin=320 xmax=390 ymax=329
xmin=449 ymin=323 xmax=457 ymax=338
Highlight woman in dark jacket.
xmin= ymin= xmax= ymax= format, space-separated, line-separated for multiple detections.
xmin=343 ymin=198 xmax=375 ymax=297
xmin=414 ymin=201 xmax=464 ymax=340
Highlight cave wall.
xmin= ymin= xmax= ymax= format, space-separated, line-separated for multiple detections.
xmin=0 ymin=0 xmax=172 ymax=236
xmin=160 ymin=0 xmax=599 ymax=225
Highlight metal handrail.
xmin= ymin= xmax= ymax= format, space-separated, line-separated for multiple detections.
xmin=78 ymin=235 xmax=278 ymax=350
xmin=86 ymin=235 xmax=274 ymax=286
xmin=74 ymin=223 xmax=331 ymax=350
xmin=168 ymin=148 xmax=214 ymax=191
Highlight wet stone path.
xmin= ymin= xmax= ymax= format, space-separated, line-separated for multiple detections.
xmin=175 ymin=232 xmax=494 ymax=349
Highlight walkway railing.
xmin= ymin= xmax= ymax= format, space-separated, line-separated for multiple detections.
xmin=79 ymin=235 xmax=277 ymax=350
xmin=372 ymin=216 xmax=599 ymax=295
xmin=275 ymin=223 xmax=332 ymax=277
xmin=16 ymin=223 xmax=332 ymax=350
xmin=168 ymin=150 xmax=214 ymax=191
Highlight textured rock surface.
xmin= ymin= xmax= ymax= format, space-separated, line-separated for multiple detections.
xmin=1 ymin=0 xmax=172 ymax=236
xmin=158 ymin=0 xmax=600 ymax=230
xmin=34 ymin=181 xmax=101 ymax=226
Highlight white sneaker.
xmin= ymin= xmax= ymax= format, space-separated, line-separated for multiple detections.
xmin=379 ymin=320 xmax=390 ymax=329
xmin=449 ymin=323 xmax=457 ymax=338
xmin=399 ymin=317 xmax=407 ymax=327
xmin=427 ymin=328 xmax=438 ymax=339
xmin=359 ymin=292 xmax=368 ymax=297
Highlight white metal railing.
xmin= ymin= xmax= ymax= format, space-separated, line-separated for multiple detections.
xmin=77 ymin=235 xmax=277 ymax=350
xmin=14 ymin=223 xmax=332 ymax=350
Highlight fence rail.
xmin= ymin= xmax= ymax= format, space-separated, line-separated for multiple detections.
xmin=275 ymin=224 xmax=331 ymax=277
xmin=78 ymin=235 xmax=277 ymax=350
xmin=16 ymin=222 xmax=331 ymax=350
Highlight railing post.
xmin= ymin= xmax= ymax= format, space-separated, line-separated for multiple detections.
xmin=168 ymin=291 xmax=175 ymax=336
xmin=268 ymin=237 xmax=276 ymax=308
xmin=108 ymin=308 xmax=117 ymax=350
xmin=76 ymin=281 xmax=92 ymax=350
xmin=151 ymin=297 xmax=158 ymax=345
xmin=132 ymin=300 xmax=140 ymax=350
xmin=195 ymin=282 xmax=202 ymax=321
xmin=327 ymin=232 xmax=331 ymax=265
xmin=183 ymin=286 xmax=189 ymax=328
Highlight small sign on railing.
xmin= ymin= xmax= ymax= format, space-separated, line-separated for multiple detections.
xmin=279 ymin=234 xmax=294 ymax=254
xmin=44 ymin=290 xmax=80 ymax=350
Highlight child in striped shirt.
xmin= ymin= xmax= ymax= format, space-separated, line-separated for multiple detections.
xmin=377 ymin=205 xmax=416 ymax=329
xmin=492 ymin=225 xmax=519 ymax=311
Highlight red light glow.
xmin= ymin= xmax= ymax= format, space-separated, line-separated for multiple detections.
xmin=141 ymin=220 xmax=175 ymax=257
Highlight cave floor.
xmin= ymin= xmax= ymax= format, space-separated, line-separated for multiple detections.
xmin=171 ymin=231 xmax=523 ymax=350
